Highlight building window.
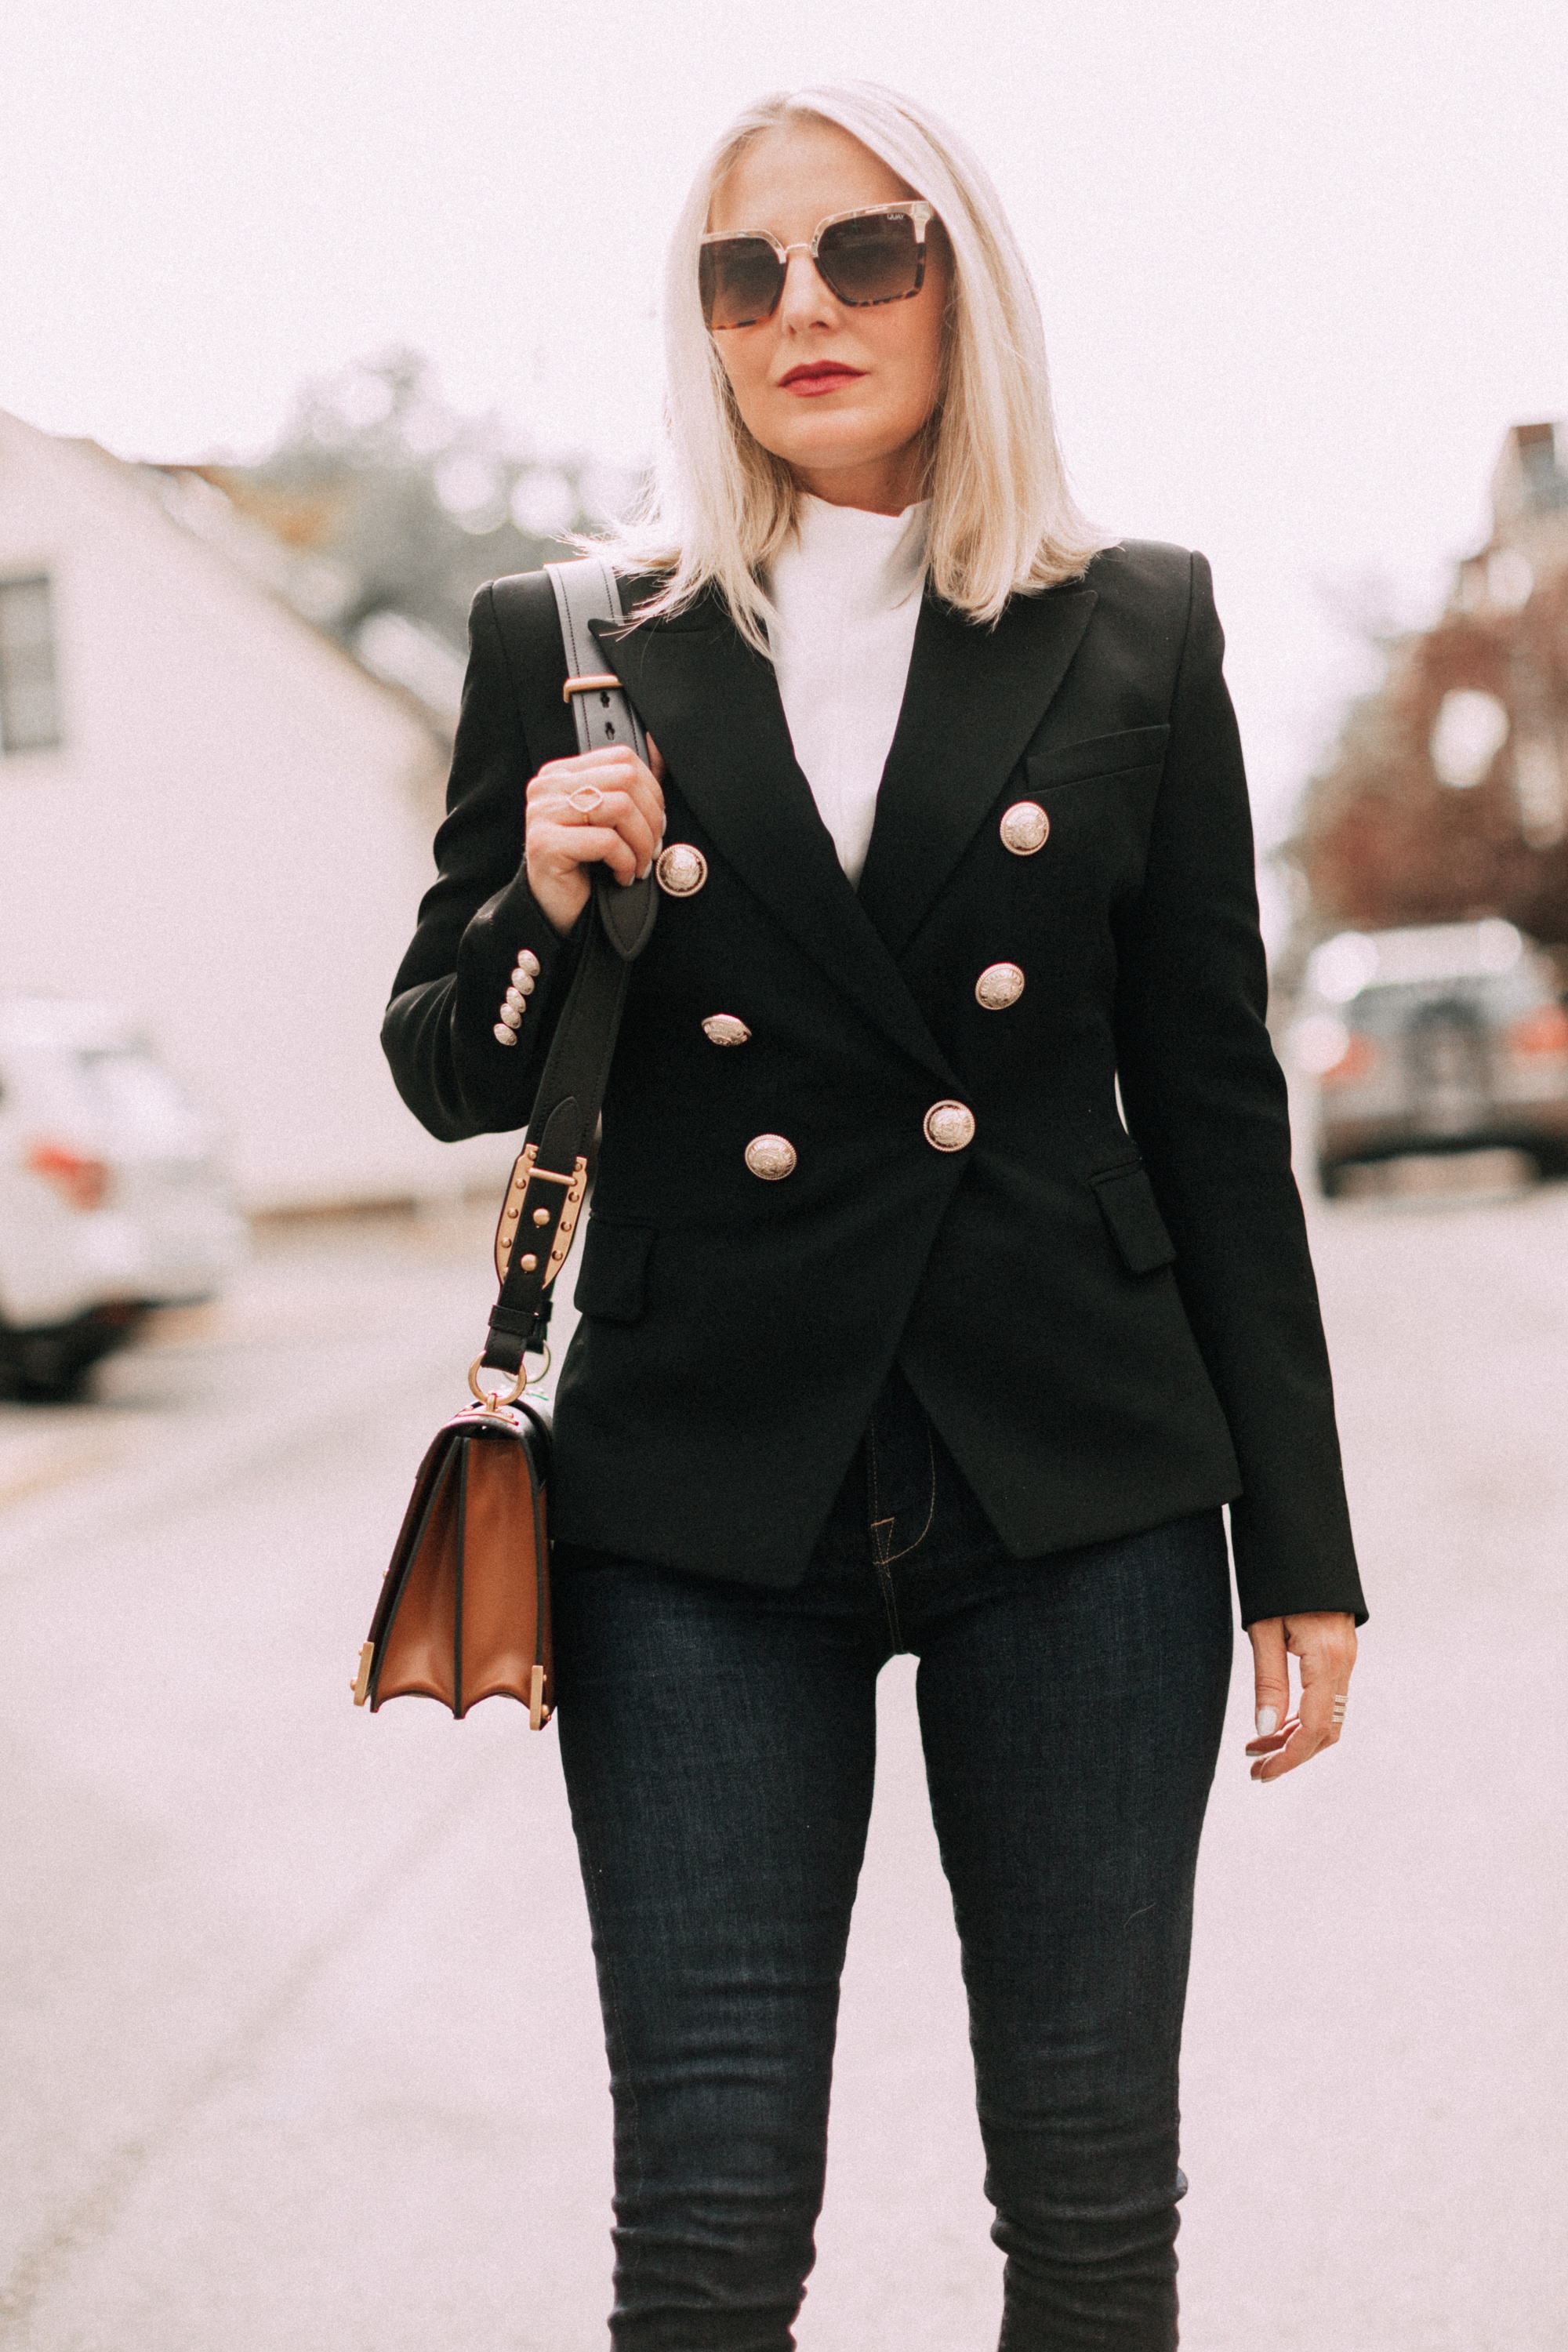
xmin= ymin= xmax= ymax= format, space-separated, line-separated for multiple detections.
xmin=0 ymin=574 xmax=63 ymax=753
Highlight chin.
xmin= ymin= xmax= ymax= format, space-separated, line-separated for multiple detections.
xmin=764 ymin=414 xmax=884 ymax=464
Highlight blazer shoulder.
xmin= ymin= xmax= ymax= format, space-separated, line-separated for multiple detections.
xmin=482 ymin=568 xmax=561 ymax=645
xmin=474 ymin=569 xmax=572 ymax=717
xmin=485 ymin=564 xmax=670 ymax=623
xmin=1081 ymin=537 xmax=1201 ymax=615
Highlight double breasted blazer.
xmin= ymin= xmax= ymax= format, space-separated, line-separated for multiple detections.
xmin=384 ymin=539 xmax=1365 ymax=1626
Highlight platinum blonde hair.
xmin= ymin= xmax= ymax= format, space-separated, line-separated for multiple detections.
xmin=602 ymin=80 xmax=1114 ymax=650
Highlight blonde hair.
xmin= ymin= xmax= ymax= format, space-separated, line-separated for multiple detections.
xmin=601 ymin=80 xmax=1114 ymax=650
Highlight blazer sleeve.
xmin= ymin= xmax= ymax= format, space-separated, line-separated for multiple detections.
xmin=1112 ymin=552 xmax=1366 ymax=1626
xmin=382 ymin=582 xmax=587 ymax=1142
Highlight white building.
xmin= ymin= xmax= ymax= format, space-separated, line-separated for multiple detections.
xmin=0 ymin=408 xmax=516 ymax=1211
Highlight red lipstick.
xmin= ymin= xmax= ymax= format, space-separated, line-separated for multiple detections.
xmin=778 ymin=361 xmax=865 ymax=397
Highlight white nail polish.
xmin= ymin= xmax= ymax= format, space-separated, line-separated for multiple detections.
xmin=1255 ymin=1706 xmax=1278 ymax=1737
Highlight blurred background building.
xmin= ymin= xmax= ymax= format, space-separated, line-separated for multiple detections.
xmin=0 ymin=355 xmax=628 ymax=1214
xmin=1287 ymin=420 xmax=1568 ymax=980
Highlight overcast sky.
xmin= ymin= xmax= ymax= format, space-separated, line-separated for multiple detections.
xmin=5 ymin=0 xmax=1566 ymax=909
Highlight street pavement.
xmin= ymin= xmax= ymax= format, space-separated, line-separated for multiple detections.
xmin=1 ymin=1178 xmax=1565 ymax=2350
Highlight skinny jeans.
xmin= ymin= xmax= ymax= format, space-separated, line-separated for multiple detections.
xmin=554 ymin=1372 xmax=1233 ymax=2350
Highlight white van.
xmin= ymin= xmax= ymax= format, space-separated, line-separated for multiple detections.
xmin=0 ymin=1000 xmax=245 ymax=1399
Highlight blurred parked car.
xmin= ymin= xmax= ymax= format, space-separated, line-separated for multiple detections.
xmin=0 ymin=1000 xmax=245 ymax=1400
xmin=1290 ymin=920 xmax=1568 ymax=1196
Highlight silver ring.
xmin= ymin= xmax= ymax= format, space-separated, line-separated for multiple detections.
xmin=568 ymin=785 xmax=605 ymax=815
xmin=1331 ymin=1693 xmax=1348 ymax=1721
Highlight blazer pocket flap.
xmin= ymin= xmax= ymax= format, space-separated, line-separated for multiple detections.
xmin=1028 ymin=723 xmax=1171 ymax=791
xmin=574 ymin=1219 xmax=653 ymax=1323
xmin=1091 ymin=1165 xmax=1177 ymax=1274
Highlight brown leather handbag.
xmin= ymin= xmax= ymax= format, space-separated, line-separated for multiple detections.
xmin=353 ymin=557 xmax=657 ymax=1726
xmin=356 ymin=1393 xmax=555 ymax=1721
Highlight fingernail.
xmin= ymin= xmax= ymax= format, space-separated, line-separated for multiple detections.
xmin=1255 ymin=1706 xmax=1278 ymax=1737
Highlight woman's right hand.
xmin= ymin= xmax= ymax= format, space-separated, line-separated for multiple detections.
xmin=525 ymin=737 xmax=666 ymax=937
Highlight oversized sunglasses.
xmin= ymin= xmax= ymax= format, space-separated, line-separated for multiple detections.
xmin=699 ymin=200 xmax=935 ymax=332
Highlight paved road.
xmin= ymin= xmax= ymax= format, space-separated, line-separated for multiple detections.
xmin=2 ymin=1181 xmax=1564 ymax=2350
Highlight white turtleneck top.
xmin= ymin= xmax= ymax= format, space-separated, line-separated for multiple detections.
xmin=767 ymin=494 xmax=930 ymax=886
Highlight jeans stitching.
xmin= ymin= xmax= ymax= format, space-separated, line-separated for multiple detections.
xmin=865 ymin=1423 xmax=906 ymax=1648
xmin=875 ymin=1414 xmax=937 ymax=1565
xmin=864 ymin=1406 xmax=940 ymax=1650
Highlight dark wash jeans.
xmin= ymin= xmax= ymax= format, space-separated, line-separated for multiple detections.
xmin=553 ymin=1373 xmax=1233 ymax=2350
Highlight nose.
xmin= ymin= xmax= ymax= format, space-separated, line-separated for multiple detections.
xmin=778 ymin=245 xmax=837 ymax=330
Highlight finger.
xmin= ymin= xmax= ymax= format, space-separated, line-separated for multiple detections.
xmin=530 ymin=746 xmax=662 ymax=808
xmin=531 ymin=760 xmax=664 ymax=862
xmin=529 ymin=774 xmax=659 ymax=840
xmin=1250 ymin=1717 xmax=1327 ymax=1782
xmin=530 ymin=822 xmax=641 ymax=889
xmin=1289 ymin=1611 xmax=1357 ymax=1750
xmin=1252 ymin=1615 xmax=1359 ymax=1780
xmin=1298 ymin=1665 xmax=1340 ymax=1752
xmin=532 ymin=788 xmax=659 ymax=877
xmin=623 ymin=757 xmax=666 ymax=848
xmin=1245 ymin=1715 xmax=1296 ymax=1755
xmin=608 ymin=800 xmax=660 ymax=880
xmin=1247 ymin=1617 xmax=1290 ymax=1744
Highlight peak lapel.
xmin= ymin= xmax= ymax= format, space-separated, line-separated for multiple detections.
xmin=856 ymin=586 xmax=1098 ymax=960
xmin=593 ymin=608 xmax=958 ymax=1089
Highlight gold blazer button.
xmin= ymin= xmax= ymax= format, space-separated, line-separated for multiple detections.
xmin=924 ymin=1101 xmax=975 ymax=1152
xmin=1000 ymin=801 xmax=1050 ymax=855
xmin=745 ymin=1134 xmax=797 ymax=1181
xmin=975 ymin=961 xmax=1025 ymax=1010
xmin=656 ymin=844 xmax=709 ymax=897
xmin=702 ymin=1014 xmax=752 ymax=1046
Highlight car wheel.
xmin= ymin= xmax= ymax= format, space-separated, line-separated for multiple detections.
xmin=13 ymin=1364 xmax=94 ymax=1406
xmin=3 ymin=1332 xmax=95 ymax=1405
xmin=0 ymin=1308 xmax=146 ymax=1406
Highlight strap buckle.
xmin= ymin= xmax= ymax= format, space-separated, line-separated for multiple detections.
xmin=494 ymin=1145 xmax=590 ymax=1287
xmin=562 ymin=673 xmax=622 ymax=704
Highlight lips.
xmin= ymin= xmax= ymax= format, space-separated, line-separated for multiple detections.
xmin=779 ymin=362 xmax=865 ymax=395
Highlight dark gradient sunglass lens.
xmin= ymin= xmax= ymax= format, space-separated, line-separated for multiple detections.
xmin=701 ymin=238 xmax=785 ymax=330
xmin=817 ymin=212 xmax=923 ymax=306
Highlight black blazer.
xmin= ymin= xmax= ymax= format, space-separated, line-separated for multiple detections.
xmin=384 ymin=539 xmax=1364 ymax=1625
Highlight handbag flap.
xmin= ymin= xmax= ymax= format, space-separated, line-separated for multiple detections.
xmin=372 ymin=1416 xmax=551 ymax=1718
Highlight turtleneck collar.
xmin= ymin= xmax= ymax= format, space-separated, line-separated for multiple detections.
xmin=780 ymin=493 xmax=931 ymax=615
xmin=763 ymin=495 xmax=931 ymax=887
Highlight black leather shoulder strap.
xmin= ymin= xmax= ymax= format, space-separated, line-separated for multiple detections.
xmin=480 ymin=561 xmax=659 ymax=1380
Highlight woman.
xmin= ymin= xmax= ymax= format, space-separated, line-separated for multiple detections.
xmin=385 ymin=80 xmax=1364 ymax=2352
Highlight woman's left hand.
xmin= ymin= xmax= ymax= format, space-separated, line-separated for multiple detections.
xmin=1245 ymin=1612 xmax=1358 ymax=1782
